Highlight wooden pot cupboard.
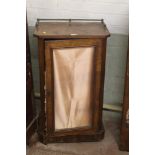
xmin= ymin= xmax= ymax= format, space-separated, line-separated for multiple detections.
xmin=34 ymin=19 xmax=110 ymax=144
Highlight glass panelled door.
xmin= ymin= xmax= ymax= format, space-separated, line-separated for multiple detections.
xmin=45 ymin=39 xmax=102 ymax=134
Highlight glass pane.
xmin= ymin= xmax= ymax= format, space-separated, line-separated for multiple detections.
xmin=53 ymin=47 xmax=95 ymax=130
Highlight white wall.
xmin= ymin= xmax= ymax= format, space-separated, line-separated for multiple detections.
xmin=27 ymin=0 xmax=129 ymax=34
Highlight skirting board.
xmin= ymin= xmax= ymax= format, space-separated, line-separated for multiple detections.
xmin=103 ymin=104 xmax=122 ymax=112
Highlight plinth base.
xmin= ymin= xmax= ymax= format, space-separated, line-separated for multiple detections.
xmin=39 ymin=126 xmax=105 ymax=144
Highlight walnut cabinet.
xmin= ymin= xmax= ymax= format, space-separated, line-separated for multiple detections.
xmin=34 ymin=19 xmax=110 ymax=143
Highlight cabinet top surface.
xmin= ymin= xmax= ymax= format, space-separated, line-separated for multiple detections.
xmin=34 ymin=22 xmax=110 ymax=39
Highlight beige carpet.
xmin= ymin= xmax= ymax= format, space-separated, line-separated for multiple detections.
xmin=27 ymin=111 xmax=129 ymax=155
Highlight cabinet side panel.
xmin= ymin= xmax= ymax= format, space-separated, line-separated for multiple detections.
xmin=37 ymin=38 xmax=47 ymax=142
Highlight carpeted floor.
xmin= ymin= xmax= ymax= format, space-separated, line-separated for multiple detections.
xmin=27 ymin=111 xmax=129 ymax=155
